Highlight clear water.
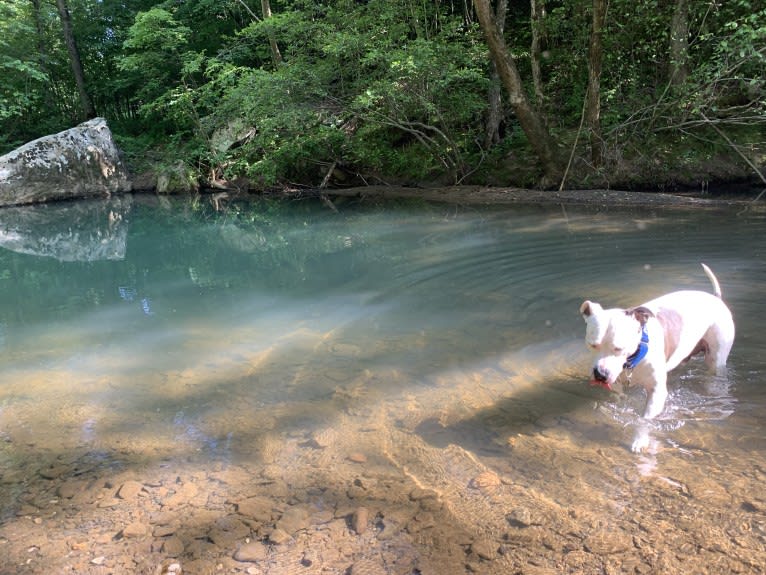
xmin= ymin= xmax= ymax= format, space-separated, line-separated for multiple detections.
xmin=0 ymin=194 xmax=764 ymax=572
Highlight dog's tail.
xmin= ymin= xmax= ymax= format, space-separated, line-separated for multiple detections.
xmin=701 ymin=263 xmax=723 ymax=298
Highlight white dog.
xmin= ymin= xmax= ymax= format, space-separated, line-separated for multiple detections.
xmin=580 ymin=264 xmax=735 ymax=451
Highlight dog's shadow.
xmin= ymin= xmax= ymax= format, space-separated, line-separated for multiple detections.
xmin=413 ymin=374 xmax=616 ymax=456
xmin=412 ymin=364 xmax=737 ymax=461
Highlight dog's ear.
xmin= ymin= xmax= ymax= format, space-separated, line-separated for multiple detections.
xmin=580 ymin=300 xmax=602 ymax=318
xmin=628 ymin=306 xmax=654 ymax=325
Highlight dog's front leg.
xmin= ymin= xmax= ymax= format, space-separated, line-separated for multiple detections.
xmin=630 ymin=368 xmax=668 ymax=453
xmin=642 ymin=371 xmax=668 ymax=420
xmin=631 ymin=366 xmax=668 ymax=453
xmin=630 ymin=371 xmax=667 ymax=453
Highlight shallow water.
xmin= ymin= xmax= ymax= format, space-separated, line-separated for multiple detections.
xmin=0 ymin=195 xmax=764 ymax=574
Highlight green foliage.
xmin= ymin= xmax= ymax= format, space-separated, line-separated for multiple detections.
xmin=118 ymin=8 xmax=192 ymax=115
xmin=691 ymin=1 xmax=765 ymax=112
xmin=0 ymin=0 xmax=762 ymax=186
xmin=180 ymin=1 xmax=490 ymax=186
xmin=0 ymin=1 xmax=49 ymax=146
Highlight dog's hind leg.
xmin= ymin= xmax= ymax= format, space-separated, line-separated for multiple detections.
xmin=703 ymin=321 xmax=735 ymax=375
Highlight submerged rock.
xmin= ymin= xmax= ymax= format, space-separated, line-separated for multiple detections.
xmin=233 ymin=541 xmax=268 ymax=562
xmin=0 ymin=118 xmax=130 ymax=206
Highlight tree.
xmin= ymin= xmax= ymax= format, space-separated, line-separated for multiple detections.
xmin=585 ymin=0 xmax=606 ymax=167
xmin=55 ymin=0 xmax=95 ymax=119
xmin=530 ymin=0 xmax=546 ymax=109
xmin=2 ymin=0 xmax=761 ymax=186
xmin=260 ymin=0 xmax=282 ymax=68
xmin=473 ymin=0 xmax=562 ymax=183
xmin=117 ymin=7 xmax=192 ymax=125
xmin=668 ymin=0 xmax=689 ymax=87
xmin=484 ymin=0 xmax=507 ymax=147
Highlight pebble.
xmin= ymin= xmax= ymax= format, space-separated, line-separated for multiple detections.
xmin=583 ymin=530 xmax=631 ymax=554
xmin=409 ymin=487 xmax=438 ymax=501
xmin=418 ymin=497 xmax=443 ymax=512
xmin=164 ymin=483 xmax=198 ymax=508
xmin=69 ymin=540 xmax=88 ymax=551
xmin=507 ymin=508 xmax=533 ymax=528
xmin=233 ymin=541 xmax=268 ymax=562
xmin=209 ymin=516 xmax=250 ymax=546
xmin=301 ymin=550 xmax=319 ymax=566
xmin=311 ymin=429 xmax=337 ymax=448
xmin=236 ymin=497 xmax=274 ymax=523
xmin=470 ymin=471 xmax=501 ymax=490
xmin=406 ymin=512 xmax=435 ymax=534
xmin=471 ymin=538 xmax=498 ymax=560
xmin=352 ymin=507 xmax=369 ymax=534
xmin=57 ymin=480 xmax=87 ymax=499
xmin=39 ymin=465 xmax=70 ymax=480
xmin=347 ymin=484 xmax=367 ymax=499
xmin=120 ymin=522 xmax=147 ymax=538
xmin=268 ymin=528 xmax=291 ymax=545
xmin=275 ymin=507 xmax=309 ymax=535
xmin=150 ymin=511 xmax=175 ymax=526
xmin=91 ymin=556 xmax=106 ymax=565
xmin=117 ymin=480 xmax=144 ymax=500
xmin=153 ymin=525 xmax=177 ymax=537
xmin=377 ymin=519 xmax=400 ymax=541
xmin=162 ymin=536 xmax=185 ymax=556
xmin=347 ymin=452 xmax=367 ymax=463
xmin=349 ymin=558 xmax=387 ymax=575
xmin=159 ymin=562 xmax=183 ymax=574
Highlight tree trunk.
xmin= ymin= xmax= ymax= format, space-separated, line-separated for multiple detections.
xmin=30 ymin=0 xmax=49 ymax=76
xmin=30 ymin=0 xmax=56 ymax=112
xmin=485 ymin=0 xmax=507 ymax=147
xmin=55 ymin=0 xmax=95 ymax=120
xmin=530 ymin=0 xmax=546 ymax=109
xmin=261 ymin=0 xmax=283 ymax=67
xmin=473 ymin=0 xmax=561 ymax=183
xmin=669 ymin=0 xmax=689 ymax=87
xmin=585 ymin=0 xmax=607 ymax=167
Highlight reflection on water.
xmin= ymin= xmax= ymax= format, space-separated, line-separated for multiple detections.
xmin=0 ymin=196 xmax=131 ymax=261
xmin=0 ymin=194 xmax=765 ymax=572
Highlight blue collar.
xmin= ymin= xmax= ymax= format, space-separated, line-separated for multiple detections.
xmin=624 ymin=326 xmax=649 ymax=369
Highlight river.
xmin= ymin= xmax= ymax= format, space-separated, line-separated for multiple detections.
xmin=0 ymin=194 xmax=763 ymax=574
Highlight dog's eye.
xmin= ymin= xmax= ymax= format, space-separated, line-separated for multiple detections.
xmin=589 ymin=343 xmax=599 ymax=350
xmin=614 ymin=347 xmax=624 ymax=354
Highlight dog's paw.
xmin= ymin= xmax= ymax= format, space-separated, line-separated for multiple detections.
xmin=631 ymin=437 xmax=649 ymax=453
xmin=631 ymin=427 xmax=652 ymax=453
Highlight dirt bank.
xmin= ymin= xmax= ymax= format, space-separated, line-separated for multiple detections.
xmin=299 ymin=185 xmax=761 ymax=209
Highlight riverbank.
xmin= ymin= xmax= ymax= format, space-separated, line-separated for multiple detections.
xmin=248 ymin=183 xmax=764 ymax=214
xmin=317 ymin=185 xmax=757 ymax=207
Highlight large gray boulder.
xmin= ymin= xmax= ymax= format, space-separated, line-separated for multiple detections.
xmin=0 ymin=118 xmax=131 ymax=206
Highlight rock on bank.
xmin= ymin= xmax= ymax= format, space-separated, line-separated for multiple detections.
xmin=0 ymin=118 xmax=130 ymax=206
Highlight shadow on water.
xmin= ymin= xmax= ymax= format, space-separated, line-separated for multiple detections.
xmin=1 ymin=195 xmax=765 ymax=573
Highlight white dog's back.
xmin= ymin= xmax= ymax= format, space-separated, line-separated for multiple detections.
xmin=643 ymin=290 xmax=733 ymax=372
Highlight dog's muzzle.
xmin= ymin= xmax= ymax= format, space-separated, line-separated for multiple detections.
xmin=590 ymin=367 xmax=612 ymax=390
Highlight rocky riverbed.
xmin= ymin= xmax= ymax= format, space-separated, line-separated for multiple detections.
xmin=0 ymin=348 xmax=764 ymax=575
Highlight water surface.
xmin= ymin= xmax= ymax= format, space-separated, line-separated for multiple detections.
xmin=0 ymin=195 xmax=764 ymax=574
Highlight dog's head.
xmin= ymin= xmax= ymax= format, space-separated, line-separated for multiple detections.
xmin=580 ymin=301 xmax=651 ymax=389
